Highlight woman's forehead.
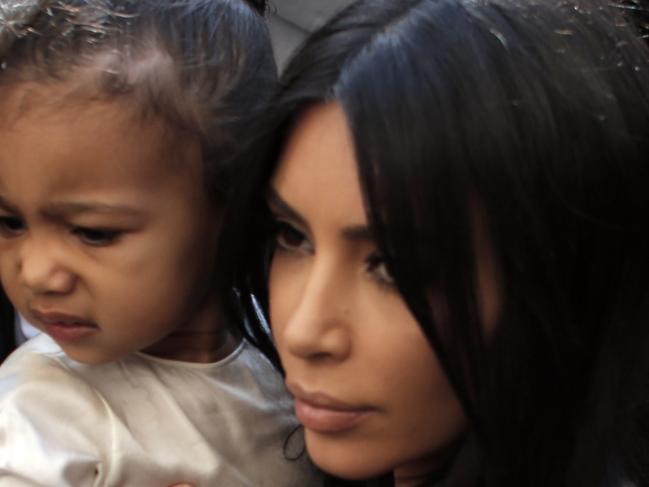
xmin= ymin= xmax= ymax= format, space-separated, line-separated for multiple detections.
xmin=272 ymin=102 xmax=368 ymax=229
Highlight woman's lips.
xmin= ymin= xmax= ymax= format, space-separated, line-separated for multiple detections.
xmin=288 ymin=382 xmax=373 ymax=433
xmin=294 ymin=398 xmax=372 ymax=433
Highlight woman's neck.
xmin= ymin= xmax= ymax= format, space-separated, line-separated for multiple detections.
xmin=394 ymin=466 xmax=434 ymax=487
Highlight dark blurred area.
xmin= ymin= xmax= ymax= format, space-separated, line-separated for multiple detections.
xmin=619 ymin=0 xmax=649 ymax=41
xmin=0 ymin=290 xmax=15 ymax=362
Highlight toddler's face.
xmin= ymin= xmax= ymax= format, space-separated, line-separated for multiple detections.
xmin=0 ymin=82 xmax=220 ymax=364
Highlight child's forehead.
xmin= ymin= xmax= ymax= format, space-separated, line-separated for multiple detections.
xmin=0 ymin=79 xmax=200 ymax=168
xmin=2 ymin=78 xmax=161 ymax=134
xmin=1 ymin=76 xmax=121 ymax=121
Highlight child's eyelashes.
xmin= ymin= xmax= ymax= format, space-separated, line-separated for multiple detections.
xmin=0 ymin=216 xmax=122 ymax=246
xmin=272 ymin=219 xmax=313 ymax=254
xmin=365 ymin=252 xmax=395 ymax=289
xmin=71 ymin=226 xmax=122 ymax=246
xmin=0 ymin=216 xmax=26 ymax=237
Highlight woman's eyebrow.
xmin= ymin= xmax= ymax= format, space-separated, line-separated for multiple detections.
xmin=266 ymin=186 xmax=372 ymax=242
xmin=266 ymin=187 xmax=309 ymax=230
xmin=340 ymin=225 xmax=373 ymax=242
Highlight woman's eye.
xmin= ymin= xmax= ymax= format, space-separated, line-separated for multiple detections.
xmin=273 ymin=220 xmax=312 ymax=254
xmin=72 ymin=227 xmax=121 ymax=246
xmin=366 ymin=252 xmax=395 ymax=288
xmin=0 ymin=216 xmax=26 ymax=237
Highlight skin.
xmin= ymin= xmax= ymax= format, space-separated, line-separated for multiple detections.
xmin=0 ymin=81 xmax=234 ymax=365
xmin=268 ymin=103 xmax=501 ymax=485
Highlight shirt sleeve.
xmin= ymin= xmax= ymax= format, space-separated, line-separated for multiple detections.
xmin=0 ymin=358 xmax=112 ymax=487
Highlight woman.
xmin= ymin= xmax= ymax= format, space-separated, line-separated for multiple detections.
xmin=221 ymin=0 xmax=649 ymax=485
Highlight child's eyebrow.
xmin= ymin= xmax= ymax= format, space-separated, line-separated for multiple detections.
xmin=43 ymin=201 xmax=144 ymax=217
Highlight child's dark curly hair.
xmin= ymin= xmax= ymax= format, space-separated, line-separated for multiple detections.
xmin=0 ymin=0 xmax=277 ymax=203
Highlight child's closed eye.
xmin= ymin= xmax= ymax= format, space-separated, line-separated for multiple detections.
xmin=71 ymin=226 xmax=123 ymax=246
xmin=0 ymin=216 xmax=26 ymax=237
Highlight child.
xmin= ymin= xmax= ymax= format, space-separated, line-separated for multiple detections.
xmin=221 ymin=0 xmax=649 ymax=485
xmin=0 ymin=0 xmax=320 ymax=485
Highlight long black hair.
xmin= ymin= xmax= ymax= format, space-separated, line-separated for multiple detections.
xmin=221 ymin=0 xmax=649 ymax=485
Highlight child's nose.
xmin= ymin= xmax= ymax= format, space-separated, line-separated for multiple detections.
xmin=18 ymin=238 xmax=75 ymax=295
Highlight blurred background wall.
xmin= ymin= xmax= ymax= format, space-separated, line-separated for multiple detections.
xmin=267 ymin=0 xmax=355 ymax=68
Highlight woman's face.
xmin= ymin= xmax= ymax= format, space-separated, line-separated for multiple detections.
xmin=267 ymin=102 xmax=501 ymax=482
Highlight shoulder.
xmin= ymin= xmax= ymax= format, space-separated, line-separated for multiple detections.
xmin=0 ymin=335 xmax=113 ymax=427
xmin=235 ymin=338 xmax=282 ymax=376
xmin=1 ymin=334 xmax=62 ymax=387
xmin=0 ymin=334 xmax=114 ymax=424
xmin=0 ymin=334 xmax=80 ymax=392
xmin=0 ymin=336 xmax=112 ymax=485
xmin=224 ymin=339 xmax=289 ymax=395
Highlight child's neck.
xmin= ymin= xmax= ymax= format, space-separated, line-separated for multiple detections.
xmin=142 ymin=298 xmax=240 ymax=363
xmin=143 ymin=326 xmax=239 ymax=363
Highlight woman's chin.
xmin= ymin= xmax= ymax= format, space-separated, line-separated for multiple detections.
xmin=305 ymin=430 xmax=392 ymax=481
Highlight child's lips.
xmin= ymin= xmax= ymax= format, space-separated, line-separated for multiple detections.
xmin=30 ymin=309 xmax=99 ymax=342
xmin=30 ymin=309 xmax=96 ymax=326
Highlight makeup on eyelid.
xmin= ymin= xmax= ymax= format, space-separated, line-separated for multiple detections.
xmin=268 ymin=200 xmax=394 ymax=287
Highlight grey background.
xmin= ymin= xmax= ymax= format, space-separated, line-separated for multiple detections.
xmin=267 ymin=0 xmax=356 ymax=68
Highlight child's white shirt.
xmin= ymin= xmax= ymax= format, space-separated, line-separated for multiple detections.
xmin=14 ymin=314 xmax=39 ymax=345
xmin=0 ymin=334 xmax=320 ymax=486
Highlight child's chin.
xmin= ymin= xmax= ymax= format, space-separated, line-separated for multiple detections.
xmin=56 ymin=342 xmax=122 ymax=365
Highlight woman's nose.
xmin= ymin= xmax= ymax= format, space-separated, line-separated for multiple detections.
xmin=280 ymin=259 xmax=353 ymax=362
